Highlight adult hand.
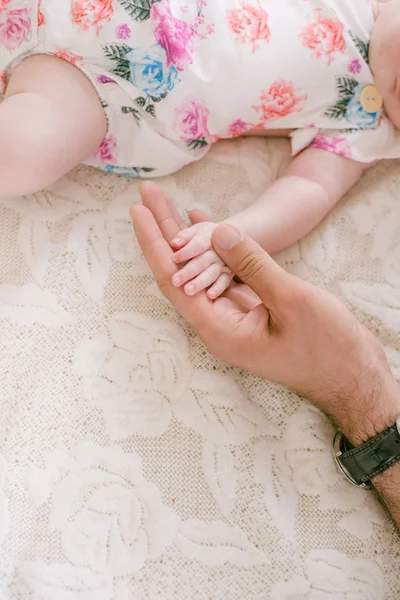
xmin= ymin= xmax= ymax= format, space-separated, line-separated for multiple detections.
xmin=132 ymin=182 xmax=400 ymax=448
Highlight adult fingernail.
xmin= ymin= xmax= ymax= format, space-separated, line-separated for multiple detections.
xmin=213 ymin=225 xmax=241 ymax=251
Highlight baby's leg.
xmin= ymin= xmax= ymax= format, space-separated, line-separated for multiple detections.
xmin=0 ymin=55 xmax=107 ymax=197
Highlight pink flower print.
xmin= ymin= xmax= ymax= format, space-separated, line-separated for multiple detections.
xmin=94 ymin=135 xmax=118 ymax=164
xmin=37 ymin=0 xmax=45 ymax=26
xmin=97 ymin=74 xmax=116 ymax=84
xmin=0 ymin=8 xmax=31 ymax=51
xmin=0 ymin=0 xmax=11 ymax=11
xmin=300 ymin=9 xmax=346 ymax=65
xmin=116 ymin=23 xmax=130 ymax=40
xmin=54 ymin=49 xmax=83 ymax=66
xmin=310 ymin=134 xmax=352 ymax=159
xmin=0 ymin=70 xmax=7 ymax=95
xmin=348 ymin=58 xmax=361 ymax=74
xmin=173 ymin=99 xmax=210 ymax=141
xmin=253 ymin=79 xmax=307 ymax=123
xmin=71 ymin=0 xmax=114 ymax=33
xmin=228 ymin=119 xmax=249 ymax=137
xmin=227 ymin=1 xmax=270 ymax=53
xmin=151 ymin=0 xmax=194 ymax=71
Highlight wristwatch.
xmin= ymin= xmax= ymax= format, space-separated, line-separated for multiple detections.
xmin=333 ymin=417 xmax=400 ymax=489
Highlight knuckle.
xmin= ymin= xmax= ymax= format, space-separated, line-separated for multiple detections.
xmin=199 ymin=254 xmax=210 ymax=271
xmin=186 ymin=260 xmax=198 ymax=277
xmin=209 ymin=263 xmax=221 ymax=278
xmin=235 ymin=251 xmax=266 ymax=281
xmin=157 ymin=277 xmax=173 ymax=299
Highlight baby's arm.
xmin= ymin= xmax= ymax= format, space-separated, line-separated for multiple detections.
xmin=0 ymin=55 xmax=107 ymax=197
xmin=172 ymin=148 xmax=370 ymax=297
xmin=225 ymin=147 xmax=369 ymax=253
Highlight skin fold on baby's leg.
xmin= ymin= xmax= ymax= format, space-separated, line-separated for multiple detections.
xmin=0 ymin=54 xmax=107 ymax=197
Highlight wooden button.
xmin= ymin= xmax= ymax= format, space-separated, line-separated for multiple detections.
xmin=360 ymin=85 xmax=383 ymax=113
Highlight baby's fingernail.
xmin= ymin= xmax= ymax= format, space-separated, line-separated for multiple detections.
xmin=171 ymin=238 xmax=181 ymax=246
xmin=172 ymin=274 xmax=180 ymax=286
xmin=213 ymin=225 xmax=241 ymax=251
xmin=185 ymin=284 xmax=194 ymax=295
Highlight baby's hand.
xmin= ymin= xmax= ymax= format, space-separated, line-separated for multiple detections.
xmin=171 ymin=222 xmax=233 ymax=298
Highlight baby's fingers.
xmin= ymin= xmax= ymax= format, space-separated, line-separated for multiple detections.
xmin=172 ymin=250 xmax=216 ymax=287
xmin=170 ymin=227 xmax=197 ymax=249
xmin=207 ymin=272 xmax=234 ymax=299
xmin=173 ymin=234 xmax=211 ymax=263
xmin=184 ymin=263 xmax=223 ymax=296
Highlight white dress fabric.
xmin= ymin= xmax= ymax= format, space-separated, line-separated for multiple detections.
xmin=1 ymin=0 xmax=400 ymax=178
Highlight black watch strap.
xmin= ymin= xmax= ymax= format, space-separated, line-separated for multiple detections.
xmin=334 ymin=418 xmax=400 ymax=487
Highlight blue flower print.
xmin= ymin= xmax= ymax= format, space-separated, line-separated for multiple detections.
xmin=325 ymin=77 xmax=382 ymax=129
xmin=127 ymin=44 xmax=179 ymax=97
xmin=345 ymin=85 xmax=381 ymax=129
xmin=102 ymin=165 xmax=155 ymax=177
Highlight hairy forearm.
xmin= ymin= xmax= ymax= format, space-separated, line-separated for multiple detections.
xmin=357 ymin=379 xmax=400 ymax=529
xmin=321 ymin=369 xmax=400 ymax=529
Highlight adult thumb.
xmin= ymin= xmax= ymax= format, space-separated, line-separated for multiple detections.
xmin=211 ymin=224 xmax=291 ymax=307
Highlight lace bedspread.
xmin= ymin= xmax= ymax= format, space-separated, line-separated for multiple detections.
xmin=0 ymin=138 xmax=399 ymax=599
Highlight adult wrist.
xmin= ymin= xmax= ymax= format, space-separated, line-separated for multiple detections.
xmin=331 ymin=372 xmax=400 ymax=448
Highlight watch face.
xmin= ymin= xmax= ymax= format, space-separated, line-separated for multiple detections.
xmin=332 ymin=432 xmax=372 ymax=489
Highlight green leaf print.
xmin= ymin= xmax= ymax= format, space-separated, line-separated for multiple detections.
xmin=121 ymin=105 xmax=141 ymax=123
xmin=135 ymin=96 xmax=146 ymax=107
xmin=141 ymin=167 xmax=155 ymax=173
xmin=103 ymin=44 xmax=131 ymax=61
xmin=117 ymin=0 xmax=161 ymax=22
xmin=103 ymin=44 xmax=132 ymax=81
xmin=145 ymin=104 xmax=156 ymax=117
xmin=151 ymin=93 xmax=168 ymax=103
xmin=350 ymin=32 xmax=370 ymax=64
xmin=336 ymin=77 xmax=359 ymax=98
xmin=324 ymin=76 xmax=359 ymax=121
xmin=187 ymin=138 xmax=208 ymax=151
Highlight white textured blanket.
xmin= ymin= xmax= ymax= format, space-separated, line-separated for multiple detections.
xmin=0 ymin=137 xmax=399 ymax=599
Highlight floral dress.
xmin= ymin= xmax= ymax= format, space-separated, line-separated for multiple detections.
xmin=0 ymin=0 xmax=399 ymax=177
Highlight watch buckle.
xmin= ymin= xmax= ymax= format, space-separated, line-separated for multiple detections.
xmin=333 ymin=431 xmax=372 ymax=490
